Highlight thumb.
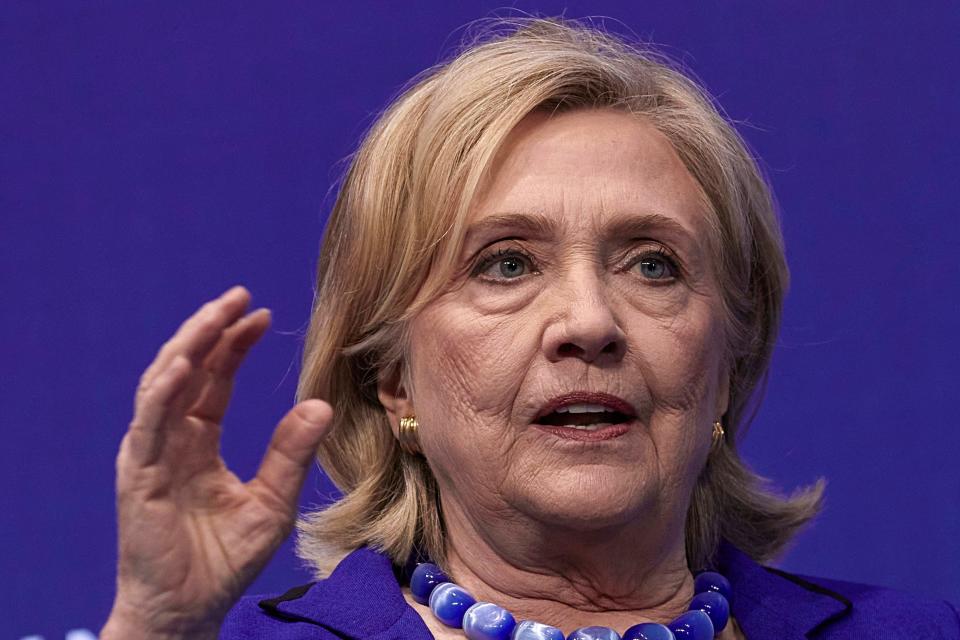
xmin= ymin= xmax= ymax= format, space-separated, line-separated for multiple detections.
xmin=248 ymin=399 xmax=333 ymax=513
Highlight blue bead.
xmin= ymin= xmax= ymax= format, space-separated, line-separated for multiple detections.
xmin=693 ymin=571 xmax=732 ymax=604
xmin=667 ymin=610 xmax=713 ymax=640
xmin=410 ymin=562 xmax=450 ymax=605
xmin=688 ymin=591 xmax=729 ymax=632
xmin=512 ymin=620 xmax=567 ymax=640
xmin=622 ymin=622 xmax=675 ymax=640
xmin=462 ymin=602 xmax=517 ymax=640
xmin=429 ymin=582 xmax=477 ymax=628
xmin=567 ymin=627 xmax=622 ymax=640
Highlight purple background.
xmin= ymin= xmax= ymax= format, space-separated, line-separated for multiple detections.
xmin=2 ymin=2 xmax=958 ymax=637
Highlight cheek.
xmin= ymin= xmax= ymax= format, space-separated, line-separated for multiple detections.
xmin=639 ymin=307 xmax=725 ymax=473
xmin=644 ymin=316 xmax=720 ymax=413
xmin=408 ymin=299 xmax=536 ymax=450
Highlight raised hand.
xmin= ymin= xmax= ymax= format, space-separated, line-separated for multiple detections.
xmin=101 ymin=286 xmax=332 ymax=639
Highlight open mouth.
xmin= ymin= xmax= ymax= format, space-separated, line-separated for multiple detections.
xmin=532 ymin=394 xmax=637 ymax=441
xmin=535 ymin=406 xmax=633 ymax=431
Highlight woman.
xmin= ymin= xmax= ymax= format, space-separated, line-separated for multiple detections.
xmin=101 ymin=19 xmax=959 ymax=640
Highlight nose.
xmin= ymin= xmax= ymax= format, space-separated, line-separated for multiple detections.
xmin=542 ymin=273 xmax=627 ymax=364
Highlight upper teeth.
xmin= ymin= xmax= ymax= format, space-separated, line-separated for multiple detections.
xmin=555 ymin=403 xmax=614 ymax=414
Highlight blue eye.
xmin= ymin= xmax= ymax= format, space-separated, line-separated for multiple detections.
xmin=473 ymin=248 xmax=536 ymax=281
xmin=632 ymin=248 xmax=679 ymax=282
xmin=494 ymin=256 xmax=527 ymax=278
xmin=638 ymin=257 xmax=668 ymax=279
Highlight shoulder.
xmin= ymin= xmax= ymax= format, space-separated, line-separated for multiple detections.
xmin=220 ymin=583 xmax=334 ymax=640
xmin=718 ymin=541 xmax=960 ymax=639
xmin=786 ymin=570 xmax=960 ymax=638
xmin=219 ymin=547 xmax=432 ymax=640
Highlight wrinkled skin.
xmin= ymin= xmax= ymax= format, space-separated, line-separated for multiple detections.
xmin=381 ymin=109 xmax=739 ymax=635
xmin=102 ymin=287 xmax=333 ymax=639
xmin=103 ymin=108 xmax=743 ymax=639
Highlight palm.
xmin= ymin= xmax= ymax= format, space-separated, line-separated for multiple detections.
xmin=118 ymin=424 xmax=268 ymax=618
xmin=109 ymin=287 xmax=332 ymax=637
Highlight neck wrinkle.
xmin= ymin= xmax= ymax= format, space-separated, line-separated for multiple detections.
xmin=440 ymin=499 xmax=697 ymax=632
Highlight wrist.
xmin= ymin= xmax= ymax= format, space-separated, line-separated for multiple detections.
xmin=102 ymin=599 xmax=221 ymax=640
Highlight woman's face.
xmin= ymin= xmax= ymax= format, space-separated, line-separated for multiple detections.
xmin=397 ymin=109 xmax=729 ymax=535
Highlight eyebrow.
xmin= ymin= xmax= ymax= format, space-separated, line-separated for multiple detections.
xmin=604 ymin=213 xmax=699 ymax=247
xmin=464 ymin=212 xmax=559 ymax=243
xmin=464 ymin=211 xmax=702 ymax=252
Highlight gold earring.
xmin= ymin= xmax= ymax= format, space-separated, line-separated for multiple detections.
xmin=398 ymin=416 xmax=421 ymax=455
xmin=711 ymin=419 xmax=725 ymax=451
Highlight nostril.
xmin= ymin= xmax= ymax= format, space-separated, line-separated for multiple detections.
xmin=555 ymin=340 xmax=621 ymax=361
xmin=558 ymin=343 xmax=583 ymax=357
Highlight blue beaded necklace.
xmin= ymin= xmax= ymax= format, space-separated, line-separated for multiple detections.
xmin=410 ymin=562 xmax=732 ymax=640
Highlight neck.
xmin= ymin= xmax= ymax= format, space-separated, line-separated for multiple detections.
xmin=438 ymin=497 xmax=697 ymax=632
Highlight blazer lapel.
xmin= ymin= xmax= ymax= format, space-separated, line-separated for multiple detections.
xmin=257 ymin=547 xmax=434 ymax=639
xmin=718 ymin=540 xmax=851 ymax=639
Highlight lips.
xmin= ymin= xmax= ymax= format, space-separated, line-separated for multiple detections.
xmin=535 ymin=391 xmax=636 ymax=420
xmin=533 ymin=392 xmax=637 ymax=434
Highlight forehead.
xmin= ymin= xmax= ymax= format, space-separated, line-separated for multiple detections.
xmin=467 ymin=109 xmax=711 ymax=243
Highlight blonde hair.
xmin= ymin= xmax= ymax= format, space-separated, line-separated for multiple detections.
xmin=295 ymin=17 xmax=825 ymax=576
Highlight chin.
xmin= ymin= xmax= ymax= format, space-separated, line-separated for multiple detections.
xmin=508 ymin=467 xmax=656 ymax=531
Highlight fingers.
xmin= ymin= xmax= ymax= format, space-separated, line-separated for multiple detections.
xmin=125 ymin=354 xmax=193 ymax=466
xmin=128 ymin=285 xmax=264 ymax=468
xmin=248 ymin=400 xmax=333 ymax=515
xmin=187 ymin=308 xmax=272 ymax=424
xmin=136 ymin=286 xmax=251 ymax=411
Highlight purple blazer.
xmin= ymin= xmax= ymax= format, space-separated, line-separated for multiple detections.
xmin=221 ymin=540 xmax=960 ymax=639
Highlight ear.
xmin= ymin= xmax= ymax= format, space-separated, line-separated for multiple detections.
xmin=377 ymin=362 xmax=415 ymax=437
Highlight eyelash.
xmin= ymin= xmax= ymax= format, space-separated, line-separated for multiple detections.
xmin=471 ymin=247 xmax=540 ymax=283
xmin=626 ymin=245 xmax=682 ymax=282
xmin=471 ymin=243 xmax=682 ymax=284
